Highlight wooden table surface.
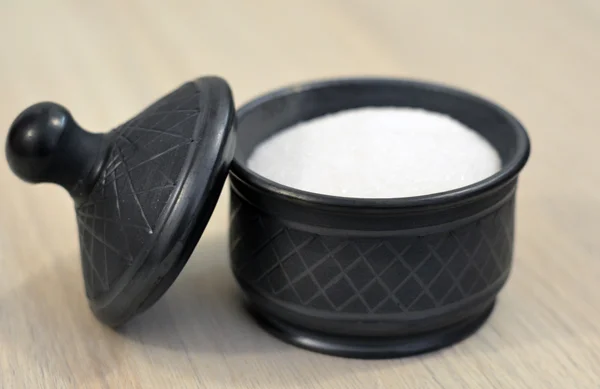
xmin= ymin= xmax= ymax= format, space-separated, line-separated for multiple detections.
xmin=1 ymin=0 xmax=599 ymax=388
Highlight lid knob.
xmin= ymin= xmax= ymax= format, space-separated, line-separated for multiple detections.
xmin=6 ymin=102 xmax=106 ymax=197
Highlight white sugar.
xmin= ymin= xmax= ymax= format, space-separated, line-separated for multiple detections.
xmin=247 ymin=107 xmax=501 ymax=198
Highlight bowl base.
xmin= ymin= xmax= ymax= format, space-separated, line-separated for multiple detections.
xmin=247 ymin=301 xmax=495 ymax=359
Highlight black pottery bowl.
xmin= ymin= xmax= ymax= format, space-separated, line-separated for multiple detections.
xmin=228 ymin=78 xmax=530 ymax=358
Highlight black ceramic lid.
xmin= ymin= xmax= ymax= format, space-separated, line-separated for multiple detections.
xmin=5 ymin=76 xmax=236 ymax=327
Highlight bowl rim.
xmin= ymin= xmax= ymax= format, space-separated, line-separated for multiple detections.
xmin=230 ymin=77 xmax=531 ymax=210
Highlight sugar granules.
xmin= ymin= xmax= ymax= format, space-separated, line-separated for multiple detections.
xmin=247 ymin=107 xmax=502 ymax=198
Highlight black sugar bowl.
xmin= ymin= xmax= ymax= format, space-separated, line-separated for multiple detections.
xmin=5 ymin=76 xmax=530 ymax=359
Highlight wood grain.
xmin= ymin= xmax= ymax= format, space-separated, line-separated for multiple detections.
xmin=0 ymin=0 xmax=599 ymax=387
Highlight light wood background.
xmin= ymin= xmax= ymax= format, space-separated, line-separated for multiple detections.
xmin=1 ymin=0 xmax=599 ymax=388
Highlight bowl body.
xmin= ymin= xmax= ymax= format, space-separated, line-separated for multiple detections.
xmin=228 ymin=78 xmax=530 ymax=358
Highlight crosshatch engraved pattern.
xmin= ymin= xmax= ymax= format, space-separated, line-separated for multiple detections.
xmin=75 ymin=83 xmax=203 ymax=300
xmin=230 ymin=191 xmax=515 ymax=316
